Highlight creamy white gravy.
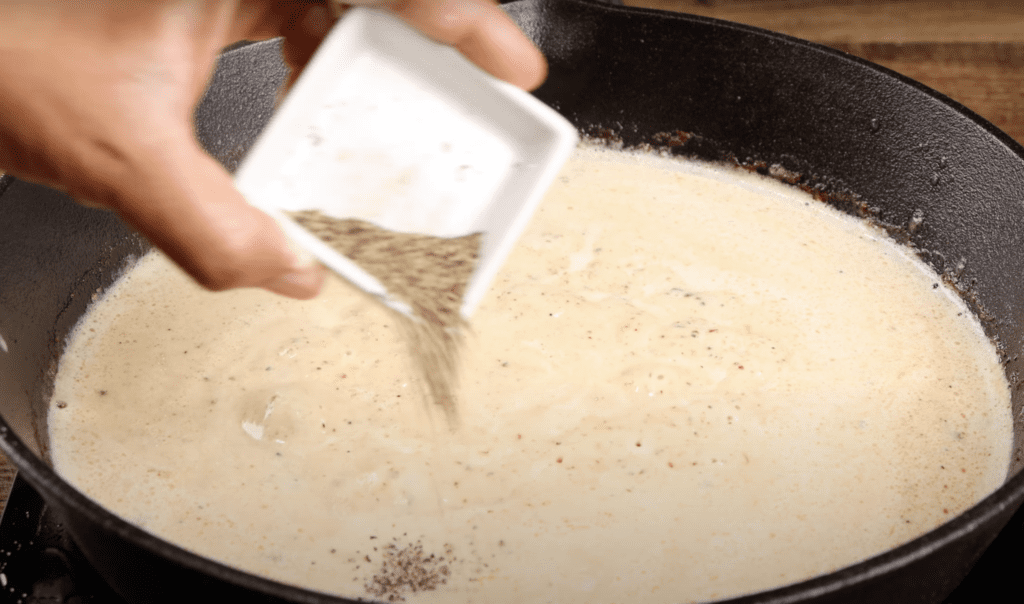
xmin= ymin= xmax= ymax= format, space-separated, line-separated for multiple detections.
xmin=49 ymin=147 xmax=1012 ymax=603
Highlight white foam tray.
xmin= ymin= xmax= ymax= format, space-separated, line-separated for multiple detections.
xmin=236 ymin=8 xmax=578 ymax=317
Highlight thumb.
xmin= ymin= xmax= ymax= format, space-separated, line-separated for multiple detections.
xmin=110 ymin=131 xmax=324 ymax=299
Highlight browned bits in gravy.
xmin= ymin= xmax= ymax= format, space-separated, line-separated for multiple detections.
xmin=288 ymin=209 xmax=482 ymax=426
xmin=365 ymin=540 xmax=455 ymax=602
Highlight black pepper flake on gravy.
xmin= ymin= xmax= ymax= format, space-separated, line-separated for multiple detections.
xmin=364 ymin=541 xmax=455 ymax=602
xmin=288 ymin=210 xmax=482 ymax=427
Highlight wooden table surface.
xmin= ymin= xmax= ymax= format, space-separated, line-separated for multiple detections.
xmin=2 ymin=0 xmax=1023 ymax=516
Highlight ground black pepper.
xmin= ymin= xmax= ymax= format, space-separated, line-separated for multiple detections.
xmin=364 ymin=540 xmax=455 ymax=602
xmin=289 ymin=210 xmax=481 ymax=426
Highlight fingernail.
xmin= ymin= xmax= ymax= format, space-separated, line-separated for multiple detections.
xmin=287 ymin=238 xmax=318 ymax=270
xmin=72 ymin=196 xmax=111 ymax=210
xmin=263 ymin=266 xmax=324 ymax=299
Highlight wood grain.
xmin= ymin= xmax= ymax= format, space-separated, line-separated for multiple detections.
xmin=832 ymin=42 xmax=1024 ymax=144
xmin=626 ymin=0 xmax=1024 ymax=145
xmin=0 ymin=466 xmax=13 ymax=509
xmin=626 ymin=1 xmax=1024 ymax=43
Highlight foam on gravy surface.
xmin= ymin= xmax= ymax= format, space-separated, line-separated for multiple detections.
xmin=49 ymin=147 xmax=1011 ymax=603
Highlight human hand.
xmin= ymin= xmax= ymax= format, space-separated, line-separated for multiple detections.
xmin=0 ymin=0 xmax=546 ymax=299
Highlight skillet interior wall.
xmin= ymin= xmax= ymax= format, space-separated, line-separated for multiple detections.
xmin=509 ymin=0 xmax=1024 ymax=479
xmin=0 ymin=179 xmax=146 ymax=462
xmin=0 ymin=40 xmax=288 ymax=466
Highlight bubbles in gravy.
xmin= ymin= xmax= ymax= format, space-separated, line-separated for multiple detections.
xmin=49 ymin=147 xmax=1011 ymax=603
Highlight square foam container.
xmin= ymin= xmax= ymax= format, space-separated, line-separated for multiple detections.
xmin=235 ymin=8 xmax=579 ymax=316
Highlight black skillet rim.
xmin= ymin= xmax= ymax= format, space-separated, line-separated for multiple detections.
xmin=2 ymin=3 xmax=1024 ymax=602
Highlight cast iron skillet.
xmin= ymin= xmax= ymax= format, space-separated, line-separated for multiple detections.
xmin=2 ymin=0 xmax=1024 ymax=602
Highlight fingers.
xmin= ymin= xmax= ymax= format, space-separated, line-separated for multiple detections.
xmin=278 ymin=3 xmax=336 ymax=88
xmin=110 ymin=129 xmax=324 ymax=299
xmin=164 ymin=0 xmax=544 ymax=301
xmin=246 ymin=0 xmax=547 ymax=92
xmin=385 ymin=0 xmax=547 ymax=90
xmin=236 ymin=1 xmax=338 ymax=88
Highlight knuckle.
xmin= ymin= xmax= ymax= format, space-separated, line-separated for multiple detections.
xmin=188 ymin=218 xmax=281 ymax=292
xmin=191 ymin=240 xmax=253 ymax=292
